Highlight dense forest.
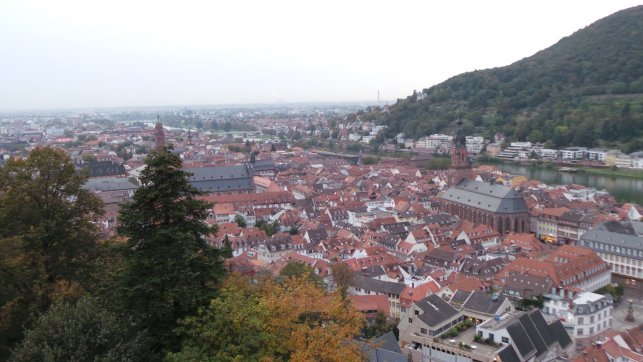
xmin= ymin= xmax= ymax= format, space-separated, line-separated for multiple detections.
xmin=367 ymin=6 xmax=643 ymax=152
xmin=0 ymin=147 xmax=369 ymax=361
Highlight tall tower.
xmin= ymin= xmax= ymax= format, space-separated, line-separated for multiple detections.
xmin=449 ymin=120 xmax=471 ymax=184
xmin=155 ymin=115 xmax=165 ymax=152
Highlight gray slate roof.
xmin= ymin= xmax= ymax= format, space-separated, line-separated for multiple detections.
xmin=361 ymin=332 xmax=406 ymax=362
xmin=416 ymin=294 xmax=460 ymax=327
xmin=462 ymin=291 xmax=508 ymax=316
xmin=351 ymin=275 xmax=405 ymax=296
xmin=441 ymin=179 xmax=528 ymax=214
xmin=183 ymin=165 xmax=254 ymax=193
xmin=449 ymin=290 xmax=472 ymax=306
xmin=83 ymin=177 xmax=139 ymax=191
xmin=498 ymin=345 xmax=521 ymax=362
xmin=581 ymin=220 xmax=643 ymax=256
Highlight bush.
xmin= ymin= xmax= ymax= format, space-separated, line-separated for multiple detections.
xmin=474 ymin=334 xmax=482 ymax=342
xmin=449 ymin=328 xmax=458 ymax=337
xmin=464 ymin=318 xmax=474 ymax=328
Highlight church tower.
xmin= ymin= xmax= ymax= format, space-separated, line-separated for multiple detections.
xmin=449 ymin=120 xmax=471 ymax=184
xmin=155 ymin=115 xmax=165 ymax=152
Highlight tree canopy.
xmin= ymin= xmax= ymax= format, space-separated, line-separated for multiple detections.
xmin=0 ymin=147 xmax=103 ymax=358
xmin=9 ymin=297 xmax=151 ymax=362
xmin=170 ymin=274 xmax=364 ymax=362
xmin=116 ymin=148 xmax=225 ymax=353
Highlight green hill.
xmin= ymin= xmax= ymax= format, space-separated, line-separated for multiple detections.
xmin=371 ymin=5 xmax=643 ymax=152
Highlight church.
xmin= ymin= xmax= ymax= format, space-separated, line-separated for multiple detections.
xmin=440 ymin=121 xmax=529 ymax=235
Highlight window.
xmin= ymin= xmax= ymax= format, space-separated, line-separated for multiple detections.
xmin=578 ymin=317 xmax=584 ymax=325
xmin=502 ymin=337 xmax=509 ymax=343
xmin=420 ymin=328 xmax=427 ymax=335
xmin=489 ymin=333 xmax=495 ymax=342
xmin=408 ymin=318 xmax=412 ymax=323
xmin=577 ymin=329 xmax=583 ymax=336
xmin=415 ymin=310 xmax=420 ymax=316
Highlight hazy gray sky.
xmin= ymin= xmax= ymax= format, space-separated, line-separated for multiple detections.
xmin=1 ymin=0 xmax=641 ymax=110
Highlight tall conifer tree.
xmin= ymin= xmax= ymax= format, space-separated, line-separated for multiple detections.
xmin=116 ymin=148 xmax=224 ymax=352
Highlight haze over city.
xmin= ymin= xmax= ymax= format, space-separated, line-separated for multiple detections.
xmin=1 ymin=0 xmax=641 ymax=111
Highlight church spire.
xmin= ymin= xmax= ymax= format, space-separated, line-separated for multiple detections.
xmin=155 ymin=115 xmax=165 ymax=152
xmin=449 ymin=119 xmax=471 ymax=184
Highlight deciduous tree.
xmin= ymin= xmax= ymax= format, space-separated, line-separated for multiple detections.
xmin=0 ymin=147 xmax=103 ymax=358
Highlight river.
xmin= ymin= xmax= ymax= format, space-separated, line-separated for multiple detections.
xmin=482 ymin=163 xmax=643 ymax=205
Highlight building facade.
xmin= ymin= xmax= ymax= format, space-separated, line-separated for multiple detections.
xmin=578 ymin=220 xmax=643 ymax=291
xmin=441 ymin=179 xmax=530 ymax=235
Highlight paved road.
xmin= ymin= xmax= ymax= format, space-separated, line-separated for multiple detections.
xmin=611 ymin=298 xmax=643 ymax=332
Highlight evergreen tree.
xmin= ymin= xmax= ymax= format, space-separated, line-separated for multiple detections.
xmin=116 ymin=148 xmax=225 ymax=353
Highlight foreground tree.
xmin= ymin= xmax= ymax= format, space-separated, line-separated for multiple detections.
xmin=10 ymin=297 xmax=151 ymax=362
xmin=0 ymin=147 xmax=103 ymax=358
xmin=170 ymin=274 xmax=364 ymax=361
xmin=167 ymin=275 xmax=269 ymax=362
xmin=116 ymin=149 xmax=225 ymax=353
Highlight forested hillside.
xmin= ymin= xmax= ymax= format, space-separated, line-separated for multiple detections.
xmin=371 ymin=5 xmax=643 ymax=152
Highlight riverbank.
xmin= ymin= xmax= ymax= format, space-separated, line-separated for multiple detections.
xmin=578 ymin=167 xmax=643 ymax=180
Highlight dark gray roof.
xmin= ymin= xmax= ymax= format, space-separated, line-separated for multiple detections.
xmin=183 ymin=165 xmax=254 ymax=193
xmin=460 ymin=258 xmax=506 ymax=277
xmin=361 ymin=265 xmax=387 ymax=278
xmin=449 ymin=290 xmax=472 ymax=306
xmin=462 ymin=292 xmax=508 ymax=316
xmin=373 ymin=331 xmax=401 ymax=354
xmin=518 ymin=313 xmax=547 ymax=357
xmin=84 ymin=161 xmax=127 ymax=178
xmin=581 ymin=220 xmax=643 ymax=255
xmin=548 ymin=319 xmax=572 ymax=349
xmin=416 ymin=294 xmax=460 ymax=327
xmin=361 ymin=332 xmax=406 ymax=362
xmin=506 ymin=320 xmax=536 ymax=359
xmin=498 ymin=345 xmax=521 ymax=362
xmin=527 ymin=310 xmax=556 ymax=347
xmin=305 ymin=228 xmax=329 ymax=244
xmin=83 ymin=177 xmax=139 ymax=191
xmin=351 ymin=275 xmax=405 ymax=296
xmin=251 ymin=158 xmax=276 ymax=172
xmin=422 ymin=213 xmax=457 ymax=226
xmin=441 ymin=179 xmax=528 ymax=214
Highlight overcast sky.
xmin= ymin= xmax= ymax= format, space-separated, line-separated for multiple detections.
xmin=0 ymin=0 xmax=641 ymax=111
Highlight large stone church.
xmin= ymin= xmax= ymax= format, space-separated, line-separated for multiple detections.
xmin=440 ymin=121 xmax=529 ymax=235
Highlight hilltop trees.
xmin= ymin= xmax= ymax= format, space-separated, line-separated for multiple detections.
xmin=116 ymin=148 xmax=225 ymax=353
xmin=0 ymin=147 xmax=103 ymax=358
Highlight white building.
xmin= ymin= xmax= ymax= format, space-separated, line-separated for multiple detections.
xmin=579 ymin=220 xmax=643 ymax=291
xmin=588 ymin=148 xmax=608 ymax=162
xmin=560 ymin=147 xmax=588 ymax=160
xmin=543 ymin=291 xmax=613 ymax=351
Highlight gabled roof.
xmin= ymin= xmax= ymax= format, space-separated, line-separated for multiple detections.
xmin=498 ymin=344 xmax=521 ymax=362
xmin=441 ymin=179 xmax=528 ymax=214
xmin=506 ymin=319 xmax=536 ymax=359
xmin=462 ymin=291 xmax=509 ymax=316
xmin=416 ymin=294 xmax=460 ymax=327
xmin=351 ymin=274 xmax=405 ymax=296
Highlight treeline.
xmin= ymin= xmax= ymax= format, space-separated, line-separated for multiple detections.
xmin=0 ymin=147 xmax=365 ymax=361
xmin=368 ymin=6 xmax=643 ymax=152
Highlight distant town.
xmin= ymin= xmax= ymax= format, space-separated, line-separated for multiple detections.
xmin=1 ymin=104 xmax=642 ymax=361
